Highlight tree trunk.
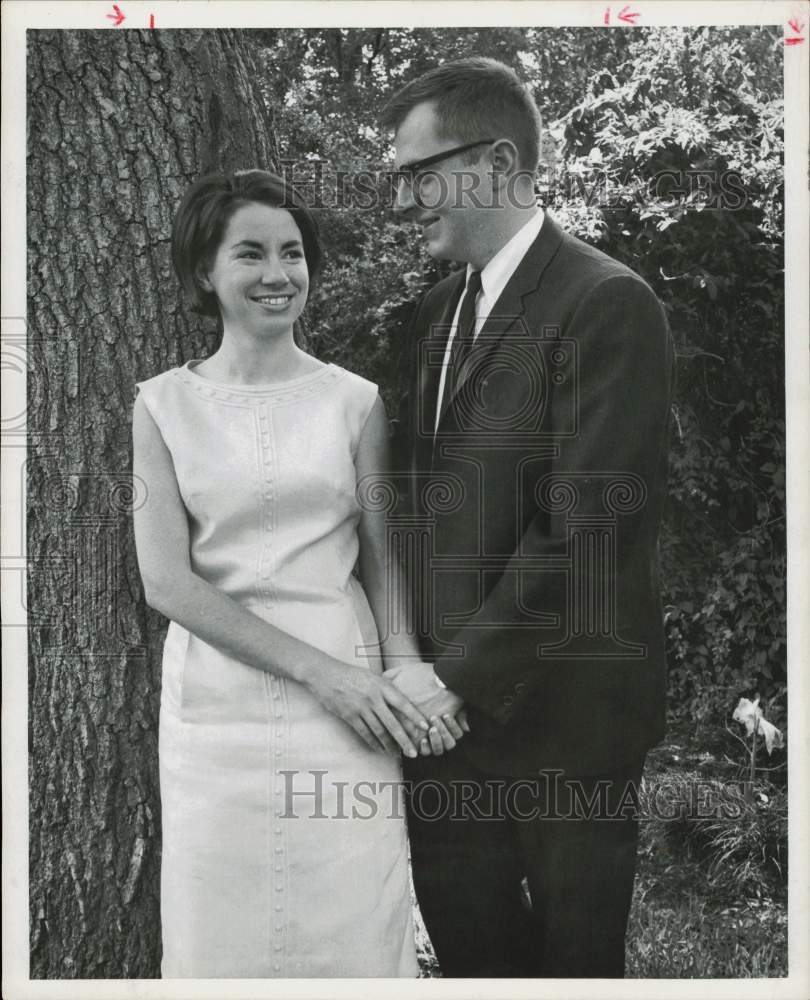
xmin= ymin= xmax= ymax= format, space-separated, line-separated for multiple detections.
xmin=27 ymin=28 xmax=278 ymax=978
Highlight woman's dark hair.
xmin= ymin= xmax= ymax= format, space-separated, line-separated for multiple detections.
xmin=171 ymin=169 xmax=323 ymax=317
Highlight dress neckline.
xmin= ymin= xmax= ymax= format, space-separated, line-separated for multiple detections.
xmin=183 ymin=359 xmax=335 ymax=394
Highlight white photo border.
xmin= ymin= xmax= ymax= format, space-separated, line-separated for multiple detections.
xmin=3 ymin=2 xmax=808 ymax=998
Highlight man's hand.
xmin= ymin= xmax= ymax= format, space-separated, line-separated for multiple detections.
xmin=386 ymin=662 xmax=470 ymax=755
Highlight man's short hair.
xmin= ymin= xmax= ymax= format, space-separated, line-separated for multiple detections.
xmin=171 ymin=169 xmax=323 ymax=317
xmin=380 ymin=57 xmax=542 ymax=173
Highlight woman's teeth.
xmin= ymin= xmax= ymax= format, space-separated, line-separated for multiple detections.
xmin=254 ymin=295 xmax=291 ymax=305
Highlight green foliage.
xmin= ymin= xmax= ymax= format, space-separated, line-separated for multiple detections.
xmin=256 ymin=26 xmax=785 ymax=719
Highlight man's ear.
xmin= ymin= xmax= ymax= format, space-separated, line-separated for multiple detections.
xmin=489 ymin=139 xmax=520 ymax=187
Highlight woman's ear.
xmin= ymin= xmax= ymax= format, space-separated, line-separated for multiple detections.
xmin=195 ymin=265 xmax=212 ymax=292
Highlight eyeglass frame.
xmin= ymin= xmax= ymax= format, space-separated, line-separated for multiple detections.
xmin=392 ymin=139 xmax=497 ymax=187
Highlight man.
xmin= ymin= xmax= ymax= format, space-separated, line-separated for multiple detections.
xmin=382 ymin=58 xmax=675 ymax=978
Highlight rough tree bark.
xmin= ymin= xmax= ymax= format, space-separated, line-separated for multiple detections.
xmin=27 ymin=28 xmax=278 ymax=978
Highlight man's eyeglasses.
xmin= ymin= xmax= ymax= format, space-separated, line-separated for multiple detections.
xmin=393 ymin=139 xmax=496 ymax=187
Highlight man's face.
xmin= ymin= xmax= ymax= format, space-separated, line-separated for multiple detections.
xmin=393 ymin=101 xmax=493 ymax=264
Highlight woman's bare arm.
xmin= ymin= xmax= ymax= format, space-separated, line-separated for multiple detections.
xmin=355 ymin=395 xmax=424 ymax=664
xmin=355 ymin=395 xmax=467 ymax=753
xmin=132 ymin=394 xmax=427 ymax=756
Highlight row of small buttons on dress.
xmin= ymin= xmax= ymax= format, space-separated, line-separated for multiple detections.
xmin=269 ymin=673 xmax=287 ymax=973
xmin=178 ymin=365 xmax=343 ymax=408
xmin=259 ymin=404 xmax=284 ymax=973
xmin=257 ymin=407 xmax=277 ymax=604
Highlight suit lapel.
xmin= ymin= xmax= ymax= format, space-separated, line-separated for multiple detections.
xmin=436 ymin=213 xmax=566 ymax=427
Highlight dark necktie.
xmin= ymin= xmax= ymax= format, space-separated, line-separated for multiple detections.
xmin=447 ymin=269 xmax=483 ymax=402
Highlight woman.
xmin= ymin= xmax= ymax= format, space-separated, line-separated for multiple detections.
xmin=132 ymin=170 xmax=462 ymax=977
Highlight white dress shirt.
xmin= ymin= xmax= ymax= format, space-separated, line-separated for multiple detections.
xmin=434 ymin=208 xmax=545 ymax=431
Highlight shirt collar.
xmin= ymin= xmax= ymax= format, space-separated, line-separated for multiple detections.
xmin=469 ymin=208 xmax=545 ymax=305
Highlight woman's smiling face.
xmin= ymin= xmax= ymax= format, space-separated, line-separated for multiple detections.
xmin=199 ymin=202 xmax=309 ymax=339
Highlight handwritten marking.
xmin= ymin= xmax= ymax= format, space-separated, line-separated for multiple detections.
xmin=106 ymin=3 xmax=125 ymax=26
xmin=149 ymin=13 xmax=155 ymax=28
xmin=785 ymin=18 xmax=805 ymax=44
xmin=604 ymin=6 xmax=611 ymax=24
xmin=618 ymin=4 xmax=641 ymax=24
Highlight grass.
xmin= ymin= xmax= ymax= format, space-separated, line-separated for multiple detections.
xmin=413 ymin=902 xmax=440 ymax=978
xmin=626 ymin=721 xmax=787 ymax=977
xmin=626 ymin=895 xmax=787 ymax=977
xmin=414 ymin=719 xmax=788 ymax=978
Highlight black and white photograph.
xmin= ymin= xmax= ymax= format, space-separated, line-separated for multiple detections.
xmin=2 ymin=1 xmax=808 ymax=996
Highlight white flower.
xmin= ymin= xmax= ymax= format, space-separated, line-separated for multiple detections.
xmin=732 ymin=697 xmax=785 ymax=754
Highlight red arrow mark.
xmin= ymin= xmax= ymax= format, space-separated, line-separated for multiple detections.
xmin=785 ymin=37 xmax=805 ymax=44
xmin=150 ymin=13 xmax=155 ymax=28
xmin=106 ymin=4 xmax=125 ymax=26
xmin=604 ymin=7 xmax=611 ymax=24
xmin=618 ymin=4 xmax=641 ymax=24
xmin=788 ymin=18 xmax=804 ymax=33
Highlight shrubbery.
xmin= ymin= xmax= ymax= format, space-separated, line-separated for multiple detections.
xmin=260 ymin=26 xmax=785 ymax=721
xmin=544 ymin=28 xmax=785 ymax=722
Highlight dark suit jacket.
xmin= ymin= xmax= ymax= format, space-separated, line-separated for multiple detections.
xmin=404 ymin=213 xmax=675 ymax=777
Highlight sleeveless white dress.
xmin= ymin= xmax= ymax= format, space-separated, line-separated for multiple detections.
xmin=136 ymin=361 xmax=418 ymax=978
